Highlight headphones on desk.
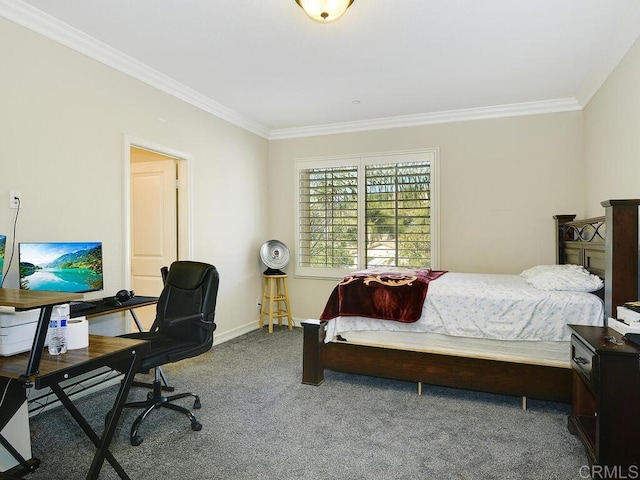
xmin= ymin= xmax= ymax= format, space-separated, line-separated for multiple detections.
xmin=114 ymin=289 xmax=135 ymax=304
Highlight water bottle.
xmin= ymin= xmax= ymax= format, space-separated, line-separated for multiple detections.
xmin=48 ymin=305 xmax=68 ymax=355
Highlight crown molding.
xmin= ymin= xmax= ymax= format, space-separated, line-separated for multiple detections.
xmin=268 ymin=98 xmax=582 ymax=140
xmin=4 ymin=0 xmax=637 ymax=142
xmin=0 ymin=0 xmax=271 ymax=139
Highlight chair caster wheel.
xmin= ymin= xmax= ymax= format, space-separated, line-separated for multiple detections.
xmin=131 ymin=435 xmax=144 ymax=446
xmin=191 ymin=421 xmax=202 ymax=431
xmin=193 ymin=398 xmax=201 ymax=409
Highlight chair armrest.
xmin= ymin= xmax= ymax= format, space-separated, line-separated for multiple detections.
xmin=166 ymin=312 xmax=204 ymax=327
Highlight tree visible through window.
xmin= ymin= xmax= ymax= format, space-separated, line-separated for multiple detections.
xmin=298 ymin=165 xmax=358 ymax=268
xmin=296 ymin=150 xmax=438 ymax=277
xmin=365 ymin=162 xmax=431 ymax=267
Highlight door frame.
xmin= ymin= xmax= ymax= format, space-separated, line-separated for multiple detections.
xmin=122 ymin=135 xmax=193 ymax=291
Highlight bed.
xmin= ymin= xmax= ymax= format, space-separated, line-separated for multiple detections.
xmin=302 ymin=199 xmax=640 ymax=404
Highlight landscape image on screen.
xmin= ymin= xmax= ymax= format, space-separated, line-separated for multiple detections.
xmin=0 ymin=235 xmax=6 ymax=286
xmin=19 ymin=242 xmax=103 ymax=293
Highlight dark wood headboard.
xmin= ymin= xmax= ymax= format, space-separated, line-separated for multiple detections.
xmin=555 ymin=199 xmax=640 ymax=318
xmin=554 ymin=214 xmax=605 ymax=277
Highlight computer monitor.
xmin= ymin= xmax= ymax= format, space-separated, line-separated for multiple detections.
xmin=0 ymin=235 xmax=6 ymax=286
xmin=18 ymin=242 xmax=103 ymax=293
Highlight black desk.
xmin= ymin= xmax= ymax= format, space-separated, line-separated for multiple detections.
xmin=0 ymin=336 xmax=149 ymax=479
xmin=71 ymin=295 xmax=158 ymax=321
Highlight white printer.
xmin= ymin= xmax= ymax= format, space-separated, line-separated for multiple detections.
xmin=0 ymin=306 xmax=40 ymax=356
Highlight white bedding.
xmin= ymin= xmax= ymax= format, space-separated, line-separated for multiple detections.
xmin=324 ymin=272 xmax=605 ymax=344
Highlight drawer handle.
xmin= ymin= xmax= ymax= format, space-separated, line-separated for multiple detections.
xmin=573 ymin=356 xmax=589 ymax=365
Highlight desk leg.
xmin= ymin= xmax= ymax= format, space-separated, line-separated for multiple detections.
xmin=50 ymin=348 xmax=142 ymax=480
xmin=0 ymin=378 xmax=37 ymax=477
xmin=0 ymin=434 xmax=36 ymax=475
xmin=25 ymin=305 xmax=54 ymax=377
xmin=128 ymin=309 xmax=145 ymax=333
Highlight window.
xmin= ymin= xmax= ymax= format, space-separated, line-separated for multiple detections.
xmin=295 ymin=150 xmax=439 ymax=278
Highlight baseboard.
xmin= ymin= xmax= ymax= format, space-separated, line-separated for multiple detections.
xmin=213 ymin=321 xmax=259 ymax=345
xmin=214 ymin=317 xmax=305 ymax=345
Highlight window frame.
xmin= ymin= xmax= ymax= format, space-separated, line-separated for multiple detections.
xmin=294 ymin=149 xmax=440 ymax=279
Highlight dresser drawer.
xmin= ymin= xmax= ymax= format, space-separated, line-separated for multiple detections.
xmin=571 ymin=334 xmax=594 ymax=382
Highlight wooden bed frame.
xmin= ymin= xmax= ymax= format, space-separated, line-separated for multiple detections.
xmin=302 ymin=199 xmax=640 ymax=404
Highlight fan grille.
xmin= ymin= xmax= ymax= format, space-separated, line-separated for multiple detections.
xmin=260 ymin=240 xmax=290 ymax=275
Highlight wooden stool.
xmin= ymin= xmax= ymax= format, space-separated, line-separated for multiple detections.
xmin=259 ymin=274 xmax=293 ymax=333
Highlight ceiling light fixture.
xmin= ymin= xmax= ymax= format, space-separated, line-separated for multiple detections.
xmin=295 ymin=0 xmax=354 ymax=24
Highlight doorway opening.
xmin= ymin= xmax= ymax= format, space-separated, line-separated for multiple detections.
xmin=124 ymin=137 xmax=191 ymax=332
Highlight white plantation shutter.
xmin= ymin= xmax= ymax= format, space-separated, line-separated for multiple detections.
xmin=298 ymin=165 xmax=358 ymax=268
xmin=365 ymin=161 xmax=431 ymax=267
xmin=296 ymin=150 xmax=438 ymax=278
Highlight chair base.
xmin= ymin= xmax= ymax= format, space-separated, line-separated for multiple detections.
xmin=131 ymin=376 xmax=175 ymax=393
xmin=121 ymin=376 xmax=202 ymax=446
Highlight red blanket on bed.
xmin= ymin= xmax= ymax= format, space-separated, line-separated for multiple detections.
xmin=319 ymin=268 xmax=447 ymax=323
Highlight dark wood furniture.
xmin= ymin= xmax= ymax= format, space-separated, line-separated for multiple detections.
xmin=568 ymin=325 xmax=640 ymax=477
xmin=302 ymin=199 xmax=640 ymax=403
xmin=556 ymin=199 xmax=640 ymax=318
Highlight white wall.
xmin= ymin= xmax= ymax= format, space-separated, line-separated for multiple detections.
xmin=0 ymin=18 xmax=269 ymax=340
xmin=268 ymin=112 xmax=585 ymax=320
xmin=583 ymin=37 xmax=640 ymax=216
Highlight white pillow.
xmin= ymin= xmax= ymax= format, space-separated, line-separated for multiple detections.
xmin=523 ymin=267 xmax=604 ymax=292
xmin=520 ymin=264 xmax=588 ymax=279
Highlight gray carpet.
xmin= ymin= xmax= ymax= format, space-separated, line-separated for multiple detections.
xmin=26 ymin=327 xmax=589 ymax=479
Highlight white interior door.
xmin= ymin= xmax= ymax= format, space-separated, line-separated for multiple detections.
xmin=130 ymin=147 xmax=178 ymax=331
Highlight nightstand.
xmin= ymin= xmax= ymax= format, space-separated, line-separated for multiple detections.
xmin=568 ymin=325 xmax=640 ymax=477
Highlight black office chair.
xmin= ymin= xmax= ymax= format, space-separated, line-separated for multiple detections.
xmin=118 ymin=260 xmax=219 ymax=446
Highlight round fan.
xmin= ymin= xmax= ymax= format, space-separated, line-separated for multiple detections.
xmin=260 ymin=240 xmax=290 ymax=275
